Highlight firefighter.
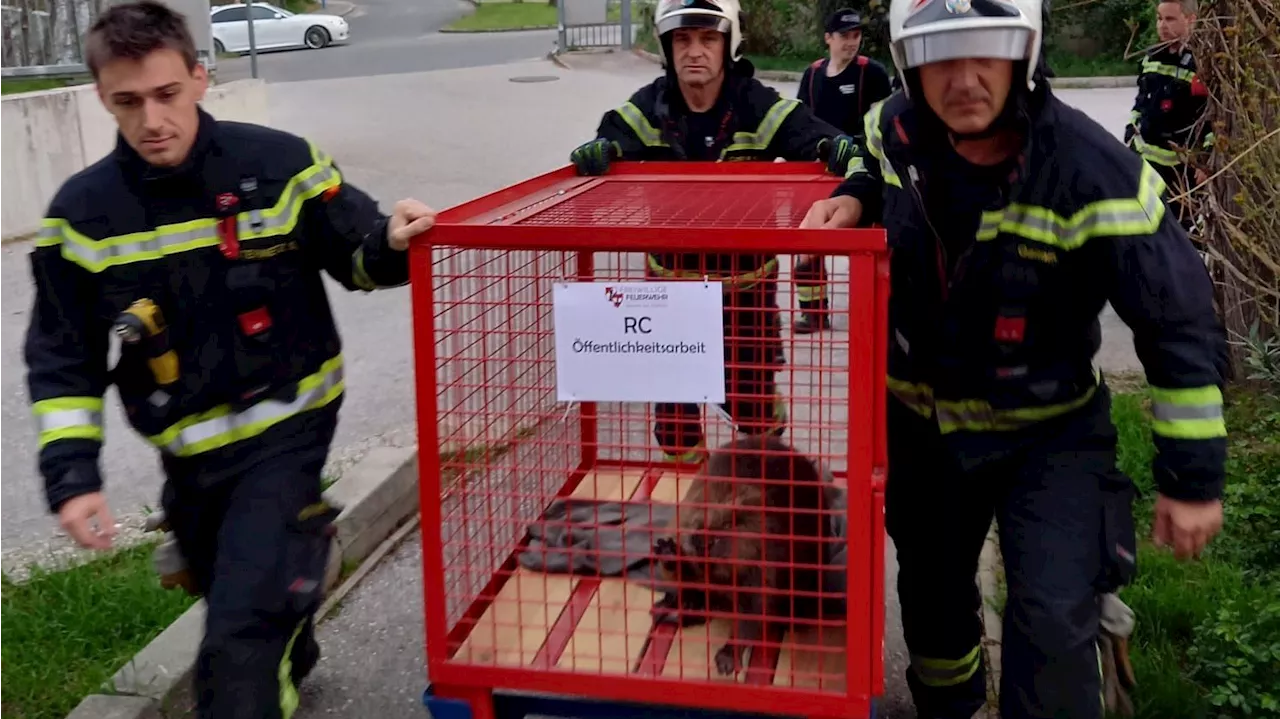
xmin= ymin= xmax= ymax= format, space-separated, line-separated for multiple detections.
xmin=23 ymin=3 xmax=436 ymax=717
xmin=800 ymin=0 xmax=1226 ymax=717
xmin=1125 ymin=0 xmax=1211 ymax=237
xmin=569 ymin=0 xmax=854 ymax=465
xmin=793 ymin=8 xmax=894 ymax=334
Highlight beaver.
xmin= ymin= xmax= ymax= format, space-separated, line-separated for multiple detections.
xmin=652 ymin=434 xmax=829 ymax=676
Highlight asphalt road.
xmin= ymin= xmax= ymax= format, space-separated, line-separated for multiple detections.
xmin=213 ymin=0 xmax=559 ymax=84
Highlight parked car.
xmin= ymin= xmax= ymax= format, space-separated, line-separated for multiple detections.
xmin=210 ymin=2 xmax=349 ymax=54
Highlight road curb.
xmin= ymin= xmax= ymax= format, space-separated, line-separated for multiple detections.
xmin=62 ymin=447 xmax=421 ymax=719
xmin=631 ymin=46 xmax=1137 ymax=87
xmin=439 ymin=24 xmax=555 ymax=33
xmin=314 ymin=0 xmax=356 ymax=17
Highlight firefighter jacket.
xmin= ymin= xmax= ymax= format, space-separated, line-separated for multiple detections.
xmin=594 ymin=63 xmax=841 ymax=288
xmin=1124 ymin=44 xmax=1211 ymax=172
xmin=25 ymin=108 xmax=408 ymax=512
xmin=832 ymin=89 xmax=1228 ymax=502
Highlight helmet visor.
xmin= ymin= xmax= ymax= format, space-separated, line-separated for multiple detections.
xmin=657 ymin=11 xmax=732 ymax=37
xmin=896 ymin=26 xmax=1032 ymax=67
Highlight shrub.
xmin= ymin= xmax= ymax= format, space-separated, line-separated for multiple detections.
xmin=1188 ymin=588 xmax=1280 ymax=717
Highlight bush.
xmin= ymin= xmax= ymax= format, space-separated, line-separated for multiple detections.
xmin=1188 ymin=589 xmax=1280 ymax=717
xmin=1190 ymin=1 xmax=1280 ymax=380
xmin=1113 ymin=388 xmax=1280 ymax=718
xmin=1046 ymin=0 xmax=1157 ymax=62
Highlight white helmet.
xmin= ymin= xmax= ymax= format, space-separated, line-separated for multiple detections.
xmin=654 ymin=0 xmax=745 ymax=64
xmin=889 ymin=0 xmax=1042 ymax=92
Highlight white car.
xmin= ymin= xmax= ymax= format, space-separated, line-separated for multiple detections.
xmin=210 ymin=2 xmax=349 ymax=54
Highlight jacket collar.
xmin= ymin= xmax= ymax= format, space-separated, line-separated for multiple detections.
xmin=882 ymin=87 xmax=1059 ymax=213
xmin=113 ymin=106 xmax=219 ymax=186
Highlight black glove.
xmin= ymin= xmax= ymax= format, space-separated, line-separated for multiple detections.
xmin=570 ymin=139 xmax=620 ymax=176
xmin=820 ymin=134 xmax=860 ymax=178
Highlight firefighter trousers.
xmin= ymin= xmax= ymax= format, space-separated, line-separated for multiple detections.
xmin=793 ymin=255 xmax=829 ymax=314
xmin=885 ymin=389 xmax=1136 ymax=719
xmin=161 ymin=424 xmax=338 ymax=719
xmin=653 ymin=285 xmax=786 ymax=461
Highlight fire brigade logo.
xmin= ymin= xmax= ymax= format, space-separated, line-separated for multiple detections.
xmin=604 ymin=286 xmax=625 ymax=307
xmin=945 ymin=0 xmax=972 ymax=13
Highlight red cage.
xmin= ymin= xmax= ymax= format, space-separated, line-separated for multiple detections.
xmin=410 ymin=163 xmax=890 ymax=719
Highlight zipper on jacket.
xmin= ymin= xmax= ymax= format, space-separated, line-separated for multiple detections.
xmin=905 ymin=164 xmax=954 ymax=302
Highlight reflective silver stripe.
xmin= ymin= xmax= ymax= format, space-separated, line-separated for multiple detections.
xmin=36 ymin=409 xmax=104 ymax=434
xmin=44 ymin=161 xmax=341 ymax=272
xmin=725 ymin=99 xmax=799 ymax=153
xmin=976 ymin=163 xmax=1166 ymax=250
xmin=58 ymin=221 xmax=221 ymax=270
xmin=616 ymin=102 xmax=666 ymax=147
xmin=1151 ymin=402 xmax=1223 ymax=422
xmin=152 ymin=360 xmax=344 ymax=456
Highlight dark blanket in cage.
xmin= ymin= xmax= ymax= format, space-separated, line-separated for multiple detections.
xmin=516 ymin=473 xmax=850 ymax=617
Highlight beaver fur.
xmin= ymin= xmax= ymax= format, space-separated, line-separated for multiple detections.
xmin=653 ymin=434 xmax=829 ymax=675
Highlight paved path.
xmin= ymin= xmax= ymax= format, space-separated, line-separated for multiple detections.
xmin=288 ymin=52 xmax=1141 ymax=717
xmin=213 ymin=0 xmax=558 ymax=84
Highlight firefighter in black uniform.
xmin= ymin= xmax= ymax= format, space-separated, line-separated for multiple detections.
xmin=1124 ymin=0 xmax=1210 ymax=237
xmin=801 ymin=0 xmax=1227 ymax=717
xmin=569 ymin=0 xmax=854 ymax=464
xmin=793 ymin=8 xmax=894 ymax=334
xmin=23 ymin=3 xmax=436 ymax=717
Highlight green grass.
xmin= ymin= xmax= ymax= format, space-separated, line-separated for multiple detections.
xmin=1 ymin=76 xmax=89 ymax=95
xmin=1045 ymin=47 xmax=1141 ymax=79
xmin=1111 ymin=387 xmax=1280 ymax=718
xmin=445 ymin=1 xmax=620 ymax=31
xmin=1 ymin=542 xmax=197 ymax=719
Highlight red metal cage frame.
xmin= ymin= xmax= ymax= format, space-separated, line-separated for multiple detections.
xmin=409 ymin=163 xmax=890 ymax=719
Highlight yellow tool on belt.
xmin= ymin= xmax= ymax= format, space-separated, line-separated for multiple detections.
xmin=113 ymin=298 xmax=179 ymax=386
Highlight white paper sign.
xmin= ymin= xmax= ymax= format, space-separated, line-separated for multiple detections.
xmin=553 ymin=281 xmax=726 ymax=403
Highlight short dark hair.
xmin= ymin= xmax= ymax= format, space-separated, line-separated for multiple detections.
xmin=84 ymin=0 xmax=199 ymax=79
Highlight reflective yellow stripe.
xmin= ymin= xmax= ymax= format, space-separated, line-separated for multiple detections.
xmin=278 ymin=620 xmax=304 ymax=718
xmin=39 ymin=144 xmax=341 ymax=273
xmin=887 ymin=376 xmax=934 ymax=419
xmin=863 ymin=100 xmax=902 ymax=188
xmin=1149 ymin=385 xmax=1226 ymax=440
xmin=723 ymin=99 xmax=798 ymax=154
xmin=1142 ymin=58 xmax=1197 ymax=82
xmin=911 ymin=646 xmax=981 ymax=688
xmin=33 ymin=396 xmax=105 ymax=447
xmin=664 ymin=441 xmax=706 ymax=464
xmin=936 ymin=371 xmax=1100 ymax=434
xmin=646 ymin=255 xmax=778 ymax=290
xmin=844 ymin=156 xmax=867 ymax=178
xmin=1131 ymin=134 xmax=1181 ymax=167
xmin=148 ymin=355 xmax=345 ymax=457
xmin=889 ymin=369 xmax=1099 ymax=432
xmin=975 ymin=162 xmax=1166 ymax=249
xmin=615 ymin=102 xmax=668 ymax=148
xmin=351 ymin=246 xmax=377 ymax=291
xmin=795 ymin=285 xmax=825 ymax=302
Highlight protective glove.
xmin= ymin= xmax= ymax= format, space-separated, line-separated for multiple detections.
xmin=820 ymin=134 xmax=860 ymax=178
xmin=1099 ymin=592 xmax=1137 ymax=717
xmin=570 ymin=138 xmax=620 ymax=176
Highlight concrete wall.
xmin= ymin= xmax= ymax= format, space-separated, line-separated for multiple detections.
xmin=1 ymin=78 xmax=268 ymax=240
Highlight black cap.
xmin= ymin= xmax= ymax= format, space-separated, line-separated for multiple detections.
xmin=826 ymin=7 xmax=863 ymax=33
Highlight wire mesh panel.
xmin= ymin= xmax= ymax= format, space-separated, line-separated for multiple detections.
xmin=411 ymin=164 xmax=889 ymax=719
